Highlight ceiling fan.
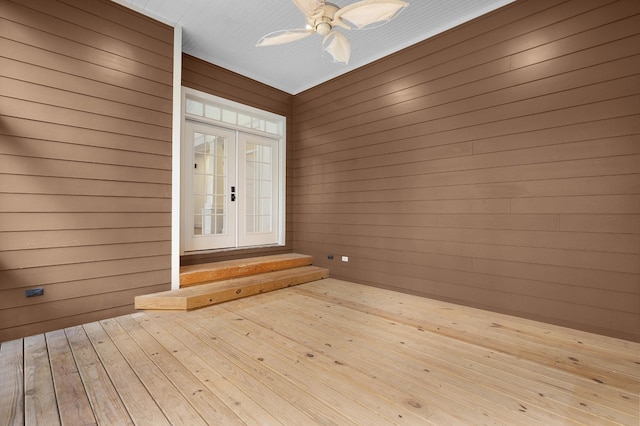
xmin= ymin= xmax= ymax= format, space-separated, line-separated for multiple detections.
xmin=256 ymin=0 xmax=409 ymax=65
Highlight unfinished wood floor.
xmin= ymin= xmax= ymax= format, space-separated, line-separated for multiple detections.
xmin=1 ymin=279 xmax=638 ymax=425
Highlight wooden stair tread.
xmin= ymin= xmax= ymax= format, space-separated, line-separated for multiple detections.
xmin=136 ymin=265 xmax=329 ymax=311
xmin=179 ymin=253 xmax=313 ymax=287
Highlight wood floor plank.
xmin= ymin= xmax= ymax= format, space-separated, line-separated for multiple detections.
xmin=222 ymin=292 xmax=550 ymax=425
xmin=299 ymin=281 xmax=639 ymax=411
xmin=299 ymin=280 xmax=640 ymax=390
xmin=98 ymin=317 xmax=208 ymax=426
xmin=188 ymin=308 xmax=426 ymax=425
xmin=296 ymin=280 xmax=640 ymax=420
xmin=130 ymin=312 xmax=286 ymax=426
xmin=64 ymin=326 xmax=133 ymax=425
xmin=114 ymin=315 xmax=246 ymax=425
xmin=0 ymin=339 xmax=24 ymax=426
xmin=304 ymin=279 xmax=638 ymax=353
xmin=156 ymin=311 xmax=325 ymax=425
xmin=45 ymin=330 xmax=96 ymax=426
xmin=430 ymin=307 xmax=640 ymax=377
xmin=81 ymin=322 xmax=171 ymax=426
xmin=206 ymin=307 xmax=454 ymax=425
xmin=23 ymin=334 xmax=60 ymax=426
xmin=269 ymin=290 xmax=634 ymax=425
xmin=160 ymin=310 xmax=354 ymax=425
xmin=305 ymin=279 xmax=639 ymax=359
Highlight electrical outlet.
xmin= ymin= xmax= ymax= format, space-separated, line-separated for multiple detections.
xmin=341 ymin=256 xmax=349 ymax=262
xmin=25 ymin=288 xmax=44 ymax=297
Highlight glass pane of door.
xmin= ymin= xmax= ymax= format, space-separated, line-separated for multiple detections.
xmin=245 ymin=143 xmax=273 ymax=234
xmin=193 ymin=133 xmax=228 ymax=236
xmin=238 ymin=134 xmax=279 ymax=247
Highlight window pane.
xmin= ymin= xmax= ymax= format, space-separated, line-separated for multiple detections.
xmin=249 ymin=198 xmax=259 ymax=216
xmin=246 ymin=215 xmax=256 ymax=233
xmin=260 ymin=198 xmax=272 ymax=215
xmin=214 ymin=176 xmax=226 ymax=196
xmin=216 ymin=195 xmax=225 ymax=213
xmin=205 ymin=105 xmax=221 ymax=120
xmin=215 ymin=138 xmax=226 ymax=156
xmin=261 ymin=145 xmax=272 ymax=162
xmin=204 ymin=155 xmax=214 ymax=174
xmin=238 ymin=113 xmax=251 ymax=127
xmin=193 ymin=132 xmax=204 ymax=148
xmin=246 ymin=143 xmax=256 ymax=158
xmin=193 ymin=195 xmax=205 ymax=214
xmin=260 ymin=163 xmax=272 ymax=180
xmin=246 ymin=164 xmax=256 ymax=180
xmin=261 ymin=215 xmax=272 ymax=232
xmin=215 ymin=215 xmax=225 ymax=235
xmin=192 ymin=173 xmax=204 ymax=194
xmin=222 ymin=109 xmax=236 ymax=124
xmin=261 ymin=181 xmax=272 ymax=197
xmin=252 ymin=118 xmax=265 ymax=131
xmin=204 ymin=134 xmax=215 ymax=153
xmin=266 ymin=121 xmax=278 ymax=134
xmin=193 ymin=215 xmax=203 ymax=235
xmin=246 ymin=179 xmax=257 ymax=197
xmin=186 ymin=99 xmax=203 ymax=116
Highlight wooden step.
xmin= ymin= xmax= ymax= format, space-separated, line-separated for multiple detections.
xmin=135 ymin=266 xmax=329 ymax=311
xmin=179 ymin=253 xmax=313 ymax=288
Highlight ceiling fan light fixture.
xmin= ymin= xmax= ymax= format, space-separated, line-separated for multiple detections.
xmin=316 ymin=21 xmax=332 ymax=35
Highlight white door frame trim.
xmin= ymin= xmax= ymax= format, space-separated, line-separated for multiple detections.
xmin=179 ymin=87 xmax=287 ymax=256
xmin=171 ymin=25 xmax=182 ymax=290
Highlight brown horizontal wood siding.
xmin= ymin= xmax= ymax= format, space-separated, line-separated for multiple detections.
xmin=180 ymin=54 xmax=294 ymax=266
xmin=292 ymin=0 xmax=640 ymax=341
xmin=0 ymin=0 xmax=173 ymax=341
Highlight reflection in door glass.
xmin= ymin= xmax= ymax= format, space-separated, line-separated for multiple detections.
xmin=193 ymin=132 xmax=227 ymax=236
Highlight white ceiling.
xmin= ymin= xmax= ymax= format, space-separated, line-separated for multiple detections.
xmin=115 ymin=0 xmax=516 ymax=95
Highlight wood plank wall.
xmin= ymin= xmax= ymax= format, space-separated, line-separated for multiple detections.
xmin=181 ymin=54 xmax=295 ymax=266
xmin=292 ymin=0 xmax=640 ymax=341
xmin=0 ymin=0 xmax=173 ymax=342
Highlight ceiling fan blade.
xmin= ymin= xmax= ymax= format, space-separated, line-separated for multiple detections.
xmin=292 ymin=0 xmax=325 ymax=17
xmin=256 ymin=28 xmax=314 ymax=47
xmin=334 ymin=0 xmax=408 ymax=30
xmin=323 ymin=31 xmax=351 ymax=64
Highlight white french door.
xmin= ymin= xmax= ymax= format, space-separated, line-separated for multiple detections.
xmin=182 ymin=121 xmax=280 ymax=252
xmin=183 ymin=122 xmax=236 ymax=251
xmin=238 ymin=132 xmax=279 ymax=247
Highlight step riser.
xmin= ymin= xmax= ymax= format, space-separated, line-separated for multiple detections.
xmin=180 ymin=254 xmax=312 ymax=287
xmin=136 ymin=265 xmax=329 ymax=311
xmin=185 ymin=269 xmax=328 ymax=310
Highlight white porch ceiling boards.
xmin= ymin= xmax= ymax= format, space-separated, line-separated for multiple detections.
xmin=116 ymin=0 xmax=516 ymax=94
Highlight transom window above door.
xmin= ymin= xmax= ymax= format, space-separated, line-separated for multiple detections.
xmin=185 ymin=97 xmax=282 ymax=136
xmin=181 ymin=88 xmax=286 ymax=254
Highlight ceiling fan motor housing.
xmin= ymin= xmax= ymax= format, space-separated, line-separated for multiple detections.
xmin=310 ymin=3 xmax=339 ymax=35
